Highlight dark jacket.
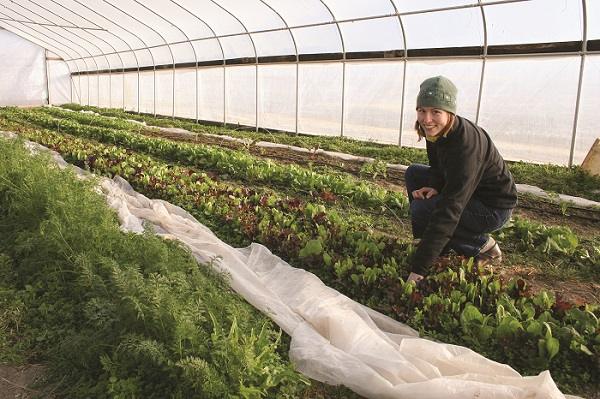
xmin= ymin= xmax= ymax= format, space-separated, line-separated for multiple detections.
xmin=410 ymin=115 xmax=517 ymax=274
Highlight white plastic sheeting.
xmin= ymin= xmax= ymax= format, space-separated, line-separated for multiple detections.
xmin=484 ymin=0 xmax=583 ymax=45
xmin=0 ymin=0 xmax=598 ymax=165
xmin=479 ymin=57 xmax=581 ymax=165
xmin=47 ymin=58 xmax=71 ymax=105
xmin=401 ymin=7 xmax=483 ymax=49
xmin=0 ymin=29 xmax=46 ymax=106
xmin=298 ymin=63 xmax=343 ymax=136
xmin=343 ymin=62 xmax=403 ymax=143
xmin=575 ymin=55 xmax=600 ymax=165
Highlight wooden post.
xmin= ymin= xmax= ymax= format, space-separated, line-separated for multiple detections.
xmin=581 ymin=138 xmax=600 ymax=176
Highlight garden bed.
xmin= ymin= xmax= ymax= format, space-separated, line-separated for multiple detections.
xmin=1 ymin=106 xmax=599 ymax=398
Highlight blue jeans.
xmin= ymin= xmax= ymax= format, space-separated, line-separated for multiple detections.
xmin=405 ymin=164 xmax=512 ymax=257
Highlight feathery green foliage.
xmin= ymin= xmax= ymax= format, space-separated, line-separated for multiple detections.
xmin=0 ymin=138 xmax=308 ymax=398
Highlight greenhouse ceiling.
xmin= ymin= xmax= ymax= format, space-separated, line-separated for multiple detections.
xmin=0 ymin=0 xmax=599 ymax=166
xmin=0 ymin=0 xmax=597 ymax=69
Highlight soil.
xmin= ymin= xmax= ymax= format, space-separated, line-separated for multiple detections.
xmin=0 ymin=365 xmax=50 ymax=399
xmin=494 ymin=263 xmax=600 ymax=305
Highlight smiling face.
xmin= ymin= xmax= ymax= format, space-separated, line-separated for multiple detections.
xmin=416 ymin=107 xmax=452 ymax=137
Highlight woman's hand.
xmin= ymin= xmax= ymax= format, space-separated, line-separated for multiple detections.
xmin=412 ymin=186 xmax=439 ymax=200
xmin=406 ymin=272 xmax=424 ymax=284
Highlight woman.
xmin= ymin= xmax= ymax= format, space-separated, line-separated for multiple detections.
xmin=405 ymin=76 xmax=517 ymax=283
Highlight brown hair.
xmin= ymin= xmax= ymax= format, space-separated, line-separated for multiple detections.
xmin=414 ymin=112 xmax=456 ymax=141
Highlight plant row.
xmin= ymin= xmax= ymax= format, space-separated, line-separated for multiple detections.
xmin=0 ymin=138 xmax=309 ymax=398
xmin=59 ymin=103 xmax=600 ymax=203
xmin=59 ymin=103 xmax=428 ymax=166
xmin=6 ymin=107 xmax=598 ymax=280
xmin=5 ymin=124 xmax=413 ymax=298
xmin=4 ymin=107 xmax=409 ymax=216
xmin=4 ymin=120 xmax=598 ymax=395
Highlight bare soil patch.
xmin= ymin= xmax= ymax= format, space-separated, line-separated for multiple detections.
xmin=494 ymin=263 xmax=600 ymax=305
xmin=0 ymin=365 xmax=49 ymax=399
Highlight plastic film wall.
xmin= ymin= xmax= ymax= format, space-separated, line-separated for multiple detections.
xmin=0 ymin=0 xmax=598 ymax=165
xmin=0 ymin=29 xmax=46 ymax=106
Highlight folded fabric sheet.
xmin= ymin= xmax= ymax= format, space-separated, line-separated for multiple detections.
xmin=100 ymin=174 xmax=580 ymax=399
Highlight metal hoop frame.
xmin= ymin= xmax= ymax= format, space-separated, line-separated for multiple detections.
xmin=0 ymin=0 xmax=594 ymax=165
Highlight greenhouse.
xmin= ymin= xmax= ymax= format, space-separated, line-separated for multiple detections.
xmin=0 ymin=0 xmax=599 ymax=398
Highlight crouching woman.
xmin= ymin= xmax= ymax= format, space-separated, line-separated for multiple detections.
xmin=405 ymin=76 xmax=517 ymax=283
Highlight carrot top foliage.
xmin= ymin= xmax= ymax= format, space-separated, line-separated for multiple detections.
xmin=0 ymin=138 xmax=308 ymax=398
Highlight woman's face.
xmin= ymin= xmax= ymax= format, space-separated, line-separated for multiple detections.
xmin=417 ymin=107 xmax=451 ymax=137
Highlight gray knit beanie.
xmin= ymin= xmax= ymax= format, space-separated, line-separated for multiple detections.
xmin=416 ymin=76 xmax=457 ymax=114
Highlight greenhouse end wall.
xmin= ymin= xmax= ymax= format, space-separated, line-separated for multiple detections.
xmin=0 ymin=30 xmax=71 ymax=108
xmin=0 ymin=30 xmax=46 ymax=107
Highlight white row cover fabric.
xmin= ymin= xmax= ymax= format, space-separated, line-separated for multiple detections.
xmin=3 ymin=132 xmax=580 ymax=399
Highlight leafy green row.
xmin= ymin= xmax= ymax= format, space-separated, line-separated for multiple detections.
xmin=32 ymin=107 xmax=600 ymax=273
xmin=7 ymin=124 xmax=413 ymax=299
xmin=4 ymin=107 xmax=409 ymax=215
xmin=42 ymin=105 xmax=147 ymax=132
xmin=496 ymin=218 xmax=600 ymax=280
xmin=6 ymin=121 xmax=598 ymax=395
xmin=398 ymin=266 xmax=599 ymax=394
xmin=13 ymin=107 xmax=600 ymax=279
xmin=6 ymin=113 xmax=597 ymax=282
xmin=59 ymin=103 xmax=428 ymax=165
xmin=0 ymin=138 xmax=308 ymax=398
xmin=59 ymin=103 xmax=600 ymax=203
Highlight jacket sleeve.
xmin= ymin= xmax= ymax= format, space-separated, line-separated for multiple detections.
xmin=426 ymin=141 xmax=445 ymax=191
xmin=410 ymin=138 xmax=486 ymax=275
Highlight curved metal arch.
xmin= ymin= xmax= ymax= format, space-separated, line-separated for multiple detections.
xmin=0 ymin=18 xmax=85 ymax=29
xmin=167 ymin=1 xmax=225 ymax=61
xmin=14 ymin=0 xmax=538 ymax=66
xmin=258 ymin=0 xmax=300 ymax=133
xmin=6 ymin=0 xmax=95 ymax=58
xmin=47 ymin=0 xmax=127 ymax=109
xmin=387 ymin=0 xmax=409 ymax=146
xmin=208 ymin=1 xmax=258 ymax=62
xmin=104 ymin=0 xmax=175 ymax=117
xmin=0 ymin=12 xmax=77 ymax=60
xmin=569 ymin=0 xmax=588 ymax=166
xmin=167 ymin=0 xmax=226 ymax=124
xmin=0 ymin=18 xmax=80 ymax=103
xmin=131 ymin=0 xmax=196 ymax=119
xmin=208 ymin=0 xmax=259 ymax=131
xmin=70 ymin=0 xmax=143 ymax=112
xmin=99 ymin=0 xmax=161 ymax=115
xmin=257 ymin=1 xmax=298 ymax=59
xmin=23 ymin=0 xmax=115 ymax=108
xmin=316 ymin=0 xmax=346 ymax=136
xmin=3 ymin=0 xmax=100 ymax=105
xmin=475 ymin=1 xmax=488 ymax=125
xmin=0 ymin=6 xmax=91 ymax=103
